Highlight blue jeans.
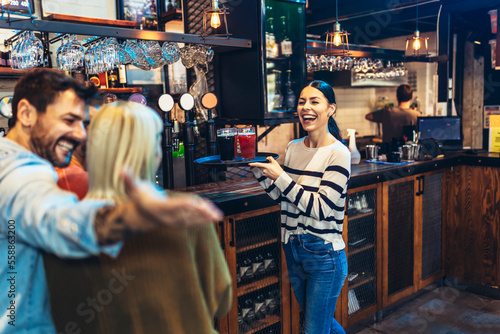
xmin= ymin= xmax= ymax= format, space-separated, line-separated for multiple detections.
xmin=283 ymin=234 xmax=347 ymax=334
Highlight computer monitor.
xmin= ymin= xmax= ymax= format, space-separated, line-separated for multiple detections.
xmin=417 ymin=116 xmax=463 ymax=152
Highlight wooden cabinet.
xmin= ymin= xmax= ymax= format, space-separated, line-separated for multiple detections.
xmin=216 ymin=205 xmax=291 ymax=334
xmin=342 ymin=184 xmax=383 ymax=328
xmin=382 ymin=171 xmax=445 ymax=308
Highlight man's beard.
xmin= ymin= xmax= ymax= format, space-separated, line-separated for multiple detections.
xmin=30 ymin=128 xmax=73 ymax=168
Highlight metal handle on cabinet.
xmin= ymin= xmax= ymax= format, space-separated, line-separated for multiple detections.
xmin=218 ymin=221 xmax=225 ymax=250
xmin=229 ymin=218 xmax=235 ymax=247
xmin=416 ymin=176 xmax=424 ymax=196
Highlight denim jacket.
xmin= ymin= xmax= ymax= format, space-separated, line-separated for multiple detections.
xmin=0 ymin=138 xmax=121 ymax=333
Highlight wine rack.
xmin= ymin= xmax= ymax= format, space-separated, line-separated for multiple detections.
xmin=346 ymin=188 xmax=378 ymax=317
xmin=218 ymin=205 xmax=291 ymax=334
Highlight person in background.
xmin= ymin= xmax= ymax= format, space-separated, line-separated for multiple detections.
xmin=0 ymin=68 xmax=222 ymax=333
xmin=80 ymin=101 xmax=232 ymax=333
xmin=249 ymin=80 xmax=350 ymax=334
xmin=365 ymin=84 xmax=421 ymax=144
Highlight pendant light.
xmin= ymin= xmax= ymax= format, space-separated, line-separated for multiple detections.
xmin=406 ymin=0 xmax=428 ymax=57
xmin=203 ymin=0 xmax=231 ymax=36
xmin=325 ymin=0 xmax=350 ymax=55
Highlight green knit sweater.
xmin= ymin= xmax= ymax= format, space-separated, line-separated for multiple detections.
xmin=44 ymin=224 xmax=232 ymax=333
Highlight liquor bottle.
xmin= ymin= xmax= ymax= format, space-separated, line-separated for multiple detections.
xmin=266 ymin=290 xmax=278 ymax=315
xmin=236 ymin=263 xmax=241 ymax=284
xmin=253 ymin=253 xmax=265 ymax=279
xmin=0 ymin=51 xmax=6 ymax=67
xmin=240 ymin=256 xmax=253 ymax=282
xmin=242 ymin=298 xmax=255 ymax=325
xmin=108 ymin=69 xmax=118 ymax=88
xmin=118 ymin=65 xmax=127 ymax=87
xmin=266 ymin=18 xmax=279 ymax=59
xmin=273 ymin=70 xmax=283 ymax=111
xmin=280 ymin=16 xmax=293 ymax=57
xmin=284 ymin=69 xmax=296 ymax=110
xmin=264 ymin=251 xmax=276 ymax=275
xmin=254 ymin=293 xmax=266 ymax=320
xmin=238 ymin=304 xmax=243 ymax=329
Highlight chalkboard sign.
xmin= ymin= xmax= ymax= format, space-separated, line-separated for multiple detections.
xmin=1 ymin=0 xmax=35 ymax=14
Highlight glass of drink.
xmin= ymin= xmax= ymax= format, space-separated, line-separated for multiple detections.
xmin=237 ymin=127 xmax=256 ymax=161
xmin=217 ymin=128 xmax=237 ymax=161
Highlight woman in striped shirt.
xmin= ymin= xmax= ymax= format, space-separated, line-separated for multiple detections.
xmin=250 ymin=80 xmax=350 ymax=334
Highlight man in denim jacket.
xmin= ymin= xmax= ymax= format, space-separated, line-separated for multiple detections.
xmin=0 ymin=69 xmax=222 ymax=333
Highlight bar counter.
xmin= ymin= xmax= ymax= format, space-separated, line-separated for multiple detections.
xmin=178 ymin=152 xmax=500 ymax=213
xmin=177 ymin=151 xmax=500 ymax=330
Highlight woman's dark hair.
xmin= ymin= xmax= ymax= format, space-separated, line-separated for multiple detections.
xmin=306 ymin=80 xmax=346 ymax=145
xmin=11 ymin=68 xmax=97 ymax=127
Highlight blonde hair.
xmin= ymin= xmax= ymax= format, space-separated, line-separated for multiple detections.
xmin=86 ymin=101 xmax=163 ymax=202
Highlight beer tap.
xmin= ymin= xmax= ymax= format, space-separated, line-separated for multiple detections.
xmin=178 ymin=93 xmax=196 ymax=187
xmin=201 ymin=93 xmax=219 ymax=183
xmin=201 ymin=93 xmax=218 ymax=157
xmin=158 ymin=94 xmax=175 ymax=189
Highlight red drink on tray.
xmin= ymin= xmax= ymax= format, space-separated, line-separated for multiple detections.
xmin=237 ymin=127 xmax=256 ymax=160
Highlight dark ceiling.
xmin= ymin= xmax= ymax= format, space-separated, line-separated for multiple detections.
xmin=306 ymin=0 xmax=500 ymax=45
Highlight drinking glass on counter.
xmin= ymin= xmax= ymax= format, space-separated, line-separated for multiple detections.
xmin=217 ymin=128 xmax=237 ymax=161
xmin=237 ymin=127 xmax=256 ymax=160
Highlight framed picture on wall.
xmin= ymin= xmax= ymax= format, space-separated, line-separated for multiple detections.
xmin=1 ymin=0 xmax=35 ymax=14
xmin=117 ymin=0 xmax=158 ymax=30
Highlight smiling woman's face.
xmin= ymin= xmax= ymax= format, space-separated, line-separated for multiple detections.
xmin=297 ymin=86 xmax=335 ymax=135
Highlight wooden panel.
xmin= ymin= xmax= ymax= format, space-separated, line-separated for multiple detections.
xmin=462 ymin=41 xmax=484 ymax=149
xmin=443 ymin=166 xmax=465 ymax=278
xmin=387 ymin=179 xmax=414 ymax=295
xmin=419 ymin=173 xmax=443 ymax=281
xmin=444 ymin=166 xmax=500 ymax=287
xmin=44 ymin=13 xmax=138 ymax=27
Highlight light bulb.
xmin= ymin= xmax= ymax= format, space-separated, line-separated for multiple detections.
xmin=333 ymin=32 xmax=342 ymax=47
xmin=413 ymin=38 xmax=421 ymax=51
xmin=211 ymin=13 xmax=221 ymax=29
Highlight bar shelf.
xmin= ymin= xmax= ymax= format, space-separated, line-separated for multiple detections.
xmin=240 ymin=314 xmax=280 ymax=334
xmin=237 ymin=238 xmax=279 ymax=254
xmin=348 ymin=243 xmax=375 ymax=257
xmin=348 ymin=275 xmax=375 ymax=290
xmin=237 ymin=276 xmax=279 ymax=297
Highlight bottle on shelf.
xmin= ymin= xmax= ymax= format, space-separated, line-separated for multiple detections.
xmin=0 ymin=50 xmax=6 ymax=67
xmin=108 ymin=68 xmax=118 ymax=88
xmin=236 ymin=263 xmax=241 ymax=284
xmin=238 ymin=304 xmax=243 ymax=330
xmin=273 ymin=69 xmax=283 ymax=111
xmin=254 ymin=293 xmax=266 ymax=320
xmin=118 ymin=65 xmax=127 ymax=87
xmin=266 ymin=289 xmax=278 ymax=315
xmin=253 ymin=253 xmax=265 ymax=280
xmin=284 ymin=69 xmax=296 ymax=110
xmin=240 ymin=256 xmax=253 ymax=283
xmin=264 ymin=251 xmax=276 ymax=275
xmin=280 ymin=15 xmax=293 ymax=57
xmin=242 ymin=297 xmax=255 ymax=325
xmin=266 ymin=17 xmax=279 ymax=59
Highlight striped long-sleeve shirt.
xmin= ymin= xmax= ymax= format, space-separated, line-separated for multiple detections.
xmin=253 ymin=137 xmax=351 ymax=250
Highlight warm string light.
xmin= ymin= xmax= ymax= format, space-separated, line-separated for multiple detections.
xmin=325 ymin=1 xmax=350 ymax=54
xmin=406 ymin=0 xmax=428 ymax=57
xmin=210 ymin=0 xmax=221 ymax=29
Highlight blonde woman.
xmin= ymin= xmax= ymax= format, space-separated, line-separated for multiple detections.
xmin=52 ymin=101 xmax=232 ymax=333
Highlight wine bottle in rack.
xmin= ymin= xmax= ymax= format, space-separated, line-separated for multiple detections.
xmin=266 ymin=289 xmax=278 ymax=315
xmin=253 ymin=252 xmax=265 ymax=280
xmin=254 ymin=293 xmax=266 ymax=320
xmin=264 ymin=251 xmax=276 ymax=275
xmin=242 ymin=297 xmax=255 ymax=325
xmin=240 ymin=256 xmax=253 ymax=283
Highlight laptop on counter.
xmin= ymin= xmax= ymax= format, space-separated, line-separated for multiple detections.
xmin=417 ymin=116 xmax=463 ymax=153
